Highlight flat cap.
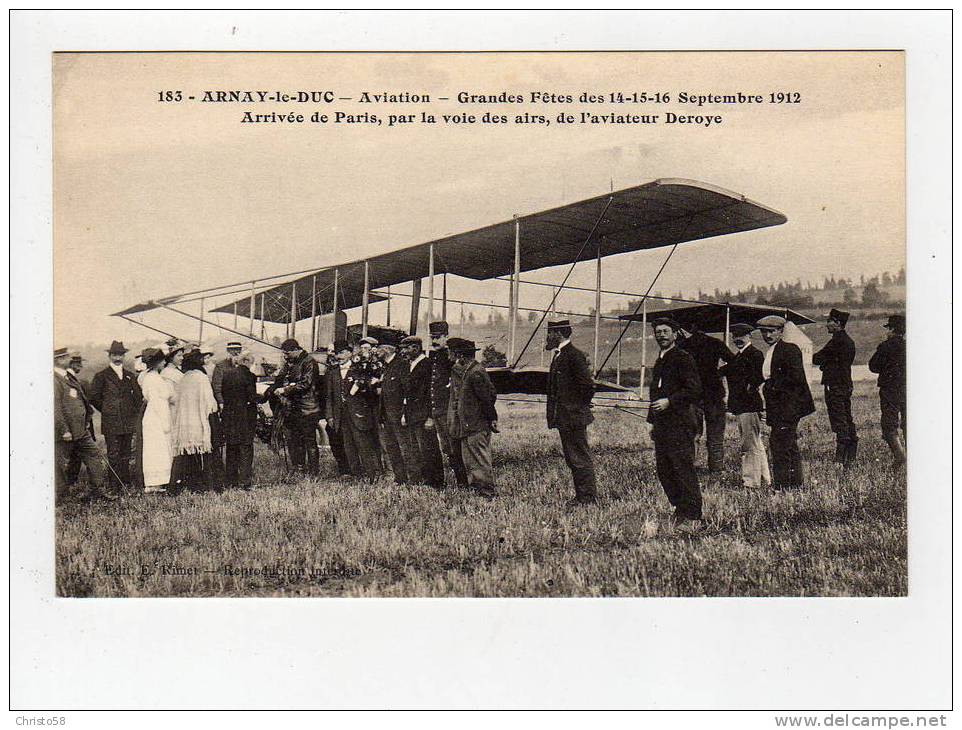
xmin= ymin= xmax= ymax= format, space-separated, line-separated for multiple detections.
xmin=650 ymin=317 xmax=682 ymax=331
xmin=359 ymin=336 xmax=379 ymax=346
xmin=828 ymin=308 xmax=850 ymax=326
xmin=756 ymin=315 xmax=787 ymax=330
xmin=729 ymin=323 xmax=754 ymax=337
xmin=429 ymin=320 xmax=449 ymax=336
xmin=400 ymin=335 xmax=423 ymax=348
xmin=280 ymin=338 xmax=302 ymax=352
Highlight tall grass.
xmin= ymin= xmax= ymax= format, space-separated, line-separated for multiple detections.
xmin=56 ymin=382 xmax=905 ymax=597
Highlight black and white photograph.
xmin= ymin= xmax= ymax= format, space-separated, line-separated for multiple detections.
xmin=10 ymin=9 xmax=953 ymax=715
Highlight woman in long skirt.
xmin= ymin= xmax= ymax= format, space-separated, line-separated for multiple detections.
xmin=140 ymin=348 xmax=176 ymax=494
xmin=171 ymin=349 xmax=219 ymax=492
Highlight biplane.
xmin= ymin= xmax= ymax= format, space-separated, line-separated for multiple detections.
xmin=113 ymin=178 xmax=787 ymax=397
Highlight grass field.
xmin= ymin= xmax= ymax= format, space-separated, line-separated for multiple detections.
xmin=55 ymin=381 xmax=906 ymax=598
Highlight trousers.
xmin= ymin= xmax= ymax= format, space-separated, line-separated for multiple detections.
xmin=735 ymin=412 xmax=771 ymax=488
xmin=104 ymin=433 xmax=133 ymax=492
xmin=825 ymin=385 xmax=858 ymax=462
xmin=326 ymin=422 xmax=353 ymax=475
xmin=56 ymin=433 xmax=106 ymax=500
xmin=381 ymin=417 xmax=416 ymax=484
xmin=556 ymin=425 xmax=597 ymax=501
xmin=458 ymin=430 xmax=494 ymax=494
xmin=225 ymin=443 xmax=254 ymax=488
xmin=285 ymin=412 xmax=320 ymax=475
xmin=408 ymin=421 xmax=445 ymax=488
xmin=653 ymin=434 xmax=702 ymax=520
xmin=879 ymin=388 xmax=907 ymax=441
xmin=769 ymin=418 xmax=804 ymax=489
xmin=695 ymin=398 xmax=727 ymax=472
xmin=435 ymin=415 xmax=468 ymax=486
xmin=342 ymin=421 xmax=382 ymax=481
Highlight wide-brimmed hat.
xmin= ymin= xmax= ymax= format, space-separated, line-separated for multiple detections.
xmin=828 ymin=308 xmax=850 ymax=326
xmin=140 ymin=347 xmax=166 ymax=368
xmin=756 ymin=315 xmax=787 ymax=331
xmin=182 ymin=350 xmax=207 ymax=369
xmin=107 ymin=340 xmax=128 ymax=355
xmin=884 ymin=313 xmax=906 ymax=333
xmin=448 ymin=337 xmax=479 ymax=354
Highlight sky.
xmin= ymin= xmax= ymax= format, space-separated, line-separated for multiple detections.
xmin=53 ymin=51 xmax=904 ymax=348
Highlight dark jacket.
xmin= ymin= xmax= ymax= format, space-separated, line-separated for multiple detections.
xmin=220 ymin=364 xmax=258 ymax=444
xmin=266 ymin=351 xmax=320 ymax=416
xmin=404 ymin=355 xmax=433 ymax=425
xmin=211 ymin=357 xmax=235 ymax=406
xmin=448 ymin=359 xmax=498 ymax=438
xmin=720 ymin=344 xmax=765 ymax=414
xmin=679 ymin=331 xmax=734 ymax=403
xmin=762 ymin=340 xmax=816 ymax=425
xmin=812 ymin=330 xmax=856 ymax=388
xmin=647 ymin=346 xmax=702 ymax=441
xmin=868 ymin=334 xmax=906 ymax=395
xmin=378 ymin=354 xmax=408 ymax=423
xmin=54 ymin=370 xmax=94 ymax=439
xmin=546 ymin=342 xmax=595 ymax=429
xmin=326 ymin=363 xmax=378 ymax=432
xmin=89 ymin=365 xmax=143 ymax=436
xmin=429 ymin=348 xmax=454 ymax=417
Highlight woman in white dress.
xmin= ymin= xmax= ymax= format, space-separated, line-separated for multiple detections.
xmin=140 ymin=348 xmax=176 ymax=494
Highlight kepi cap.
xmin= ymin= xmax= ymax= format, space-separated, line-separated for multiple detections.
xmin=547 ymin=319 xmax=571 ymax=331
xmin=429 ymin=321 xmax=449 ymax=336
xmin=226 ymin=341 xmax=243 ymax=351
xmin=828 ymin=308 xmax=850 ymax=326
xmin=53 ymin=347 xmax=69 ymax=359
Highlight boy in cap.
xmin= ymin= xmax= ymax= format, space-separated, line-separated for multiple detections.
xmin=447 ymin=338 xmax=499 ymax=498
xmin=757 ymin=315 xmax=815 ymax=490
xmin=428 ymin=320 xmax=469 ymax=487
xmin=89 ymin=341 xmax=142 ymax=493
xmin=812 ymin=308 xmax=858 ymax=467
xmin=401 ymin=335 xmax=446 ymax=489
xmin=647 ymin=318 xmax=704 ymax=531
xmin=545 ymin=319 xmax=598 ymax=507
xmin=719 ymin=324 xmax=771 ymax=488
xmin=54 ymin=347 xmax=113 ymax=501
xmin=868 ymin=314 xmax=906 ymax=467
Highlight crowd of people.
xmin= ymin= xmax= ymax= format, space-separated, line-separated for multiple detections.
xmin=54 ymin=310 xmax=906 ymax=532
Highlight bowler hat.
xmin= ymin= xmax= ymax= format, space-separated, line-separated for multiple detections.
xmin=756 ymin=315 xmax=787 ymax=330
xmin=429 ymin=321 xmax=449 ymax=336
xmin=729 ymin=323 xmax=754 ymax=338
xmin=448 ymin=337 xmax=479 ymax=354
xmin=107 ymin=340 xmax=129 ymax=355
xmin=828 ymin=308 xmax=850 ymax=326
xmin=650 ymin=317 xmax=682 ymax=332
xmin=884 ymin=313 xmax=906 ymax=333
xmin=280 ymin=338 xmax=302 ymax=352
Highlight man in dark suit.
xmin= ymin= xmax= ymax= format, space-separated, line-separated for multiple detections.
xmin=428 ymin=320 xmax=469 ymax=488
xmin=54 ymin=348 xmax=113 ymax=502
xmin=719 ymin=324 xmax=771 ymax=488
xmin=812 ymin=308 xmax=858 ymax=467
xmin=679 ymin=324 xmax=735 ymax=473
xmin=321 ymin=340 xmax=360 ymax=476
xmin=647 ymin=318 xmax=704 ymax=531
xmin=401 ymin=335 xmax=445 ymax=489
xmin=221 ymin=351 xmax=259 ymax=489
xmin=545 ymin=319 xmax=597 ymax=507
xmin=264 ymin=338 xmax=322 ymax=475
xmin=326 ymin=342 xmax=382 ymax=481
xmin=89 ymin=340 xmax=142 ymax=493
xmin=64 ymin=352 xmax=90 ymax=486
xmin=377 ymin=342 xmax=417 ymax=485
xmin=868 ymin=314 xmax=906 ymax=467
xmin=757 ymin=315 xmax=816 ymax=490
xmin=447 ymin=338 xmax=499 ymax=498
